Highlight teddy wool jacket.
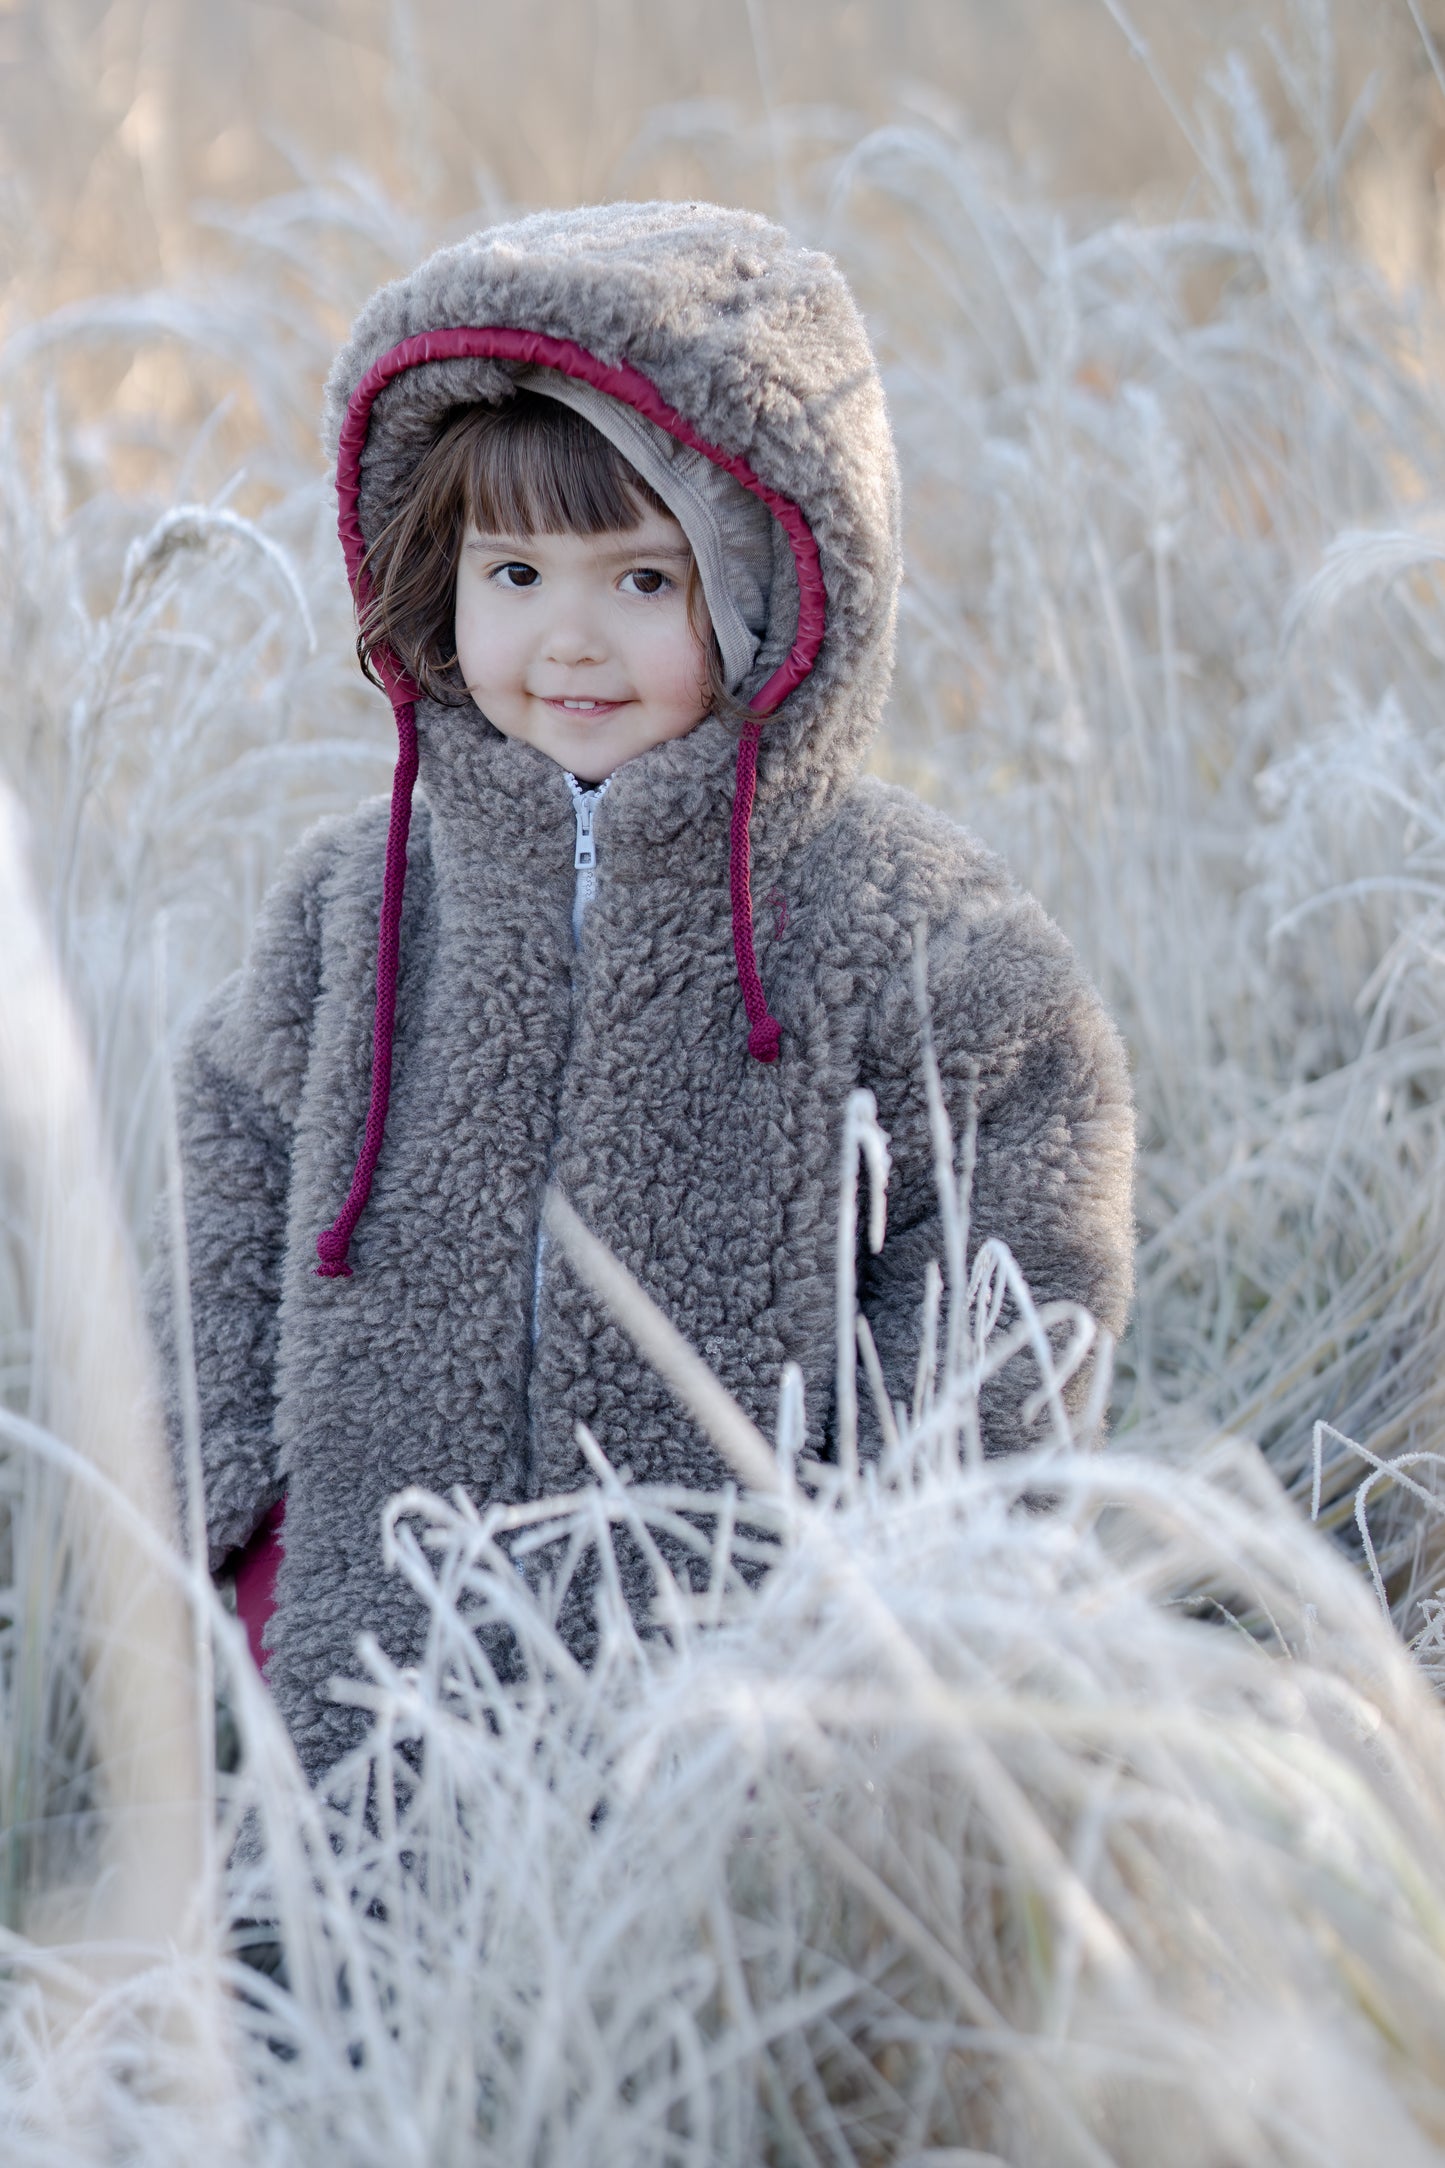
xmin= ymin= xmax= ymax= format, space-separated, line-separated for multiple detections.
xmin=155 ymin=201 xmax=1136 ymax=1779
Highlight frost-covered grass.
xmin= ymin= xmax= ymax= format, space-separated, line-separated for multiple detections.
xmin=7 ymin=0 xmax=1445 ymax=2157
xmin=826 ymin=73 xmax=1445 ymax=1592
xmin=9 ymin=942 xmax=1445 ymax=2159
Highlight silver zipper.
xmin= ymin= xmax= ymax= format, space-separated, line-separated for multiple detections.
xmin=571 ymin=778 xmax=602 ymax=867
xmin=565 ymin=771 xmax=610 ymax=948
xmin=532 ymin=772 xmax=611 ymax=1349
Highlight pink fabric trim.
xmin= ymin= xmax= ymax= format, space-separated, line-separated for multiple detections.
xmin=315 ymin=697 xmax=419 ymax=1276
xmin=334 ymin=326 xmax=826 ymax=716
xmin=233 ymin=1498 xmax=286 ymax=1673
xmin=319 ymin=324 xmax=827 ymax=1274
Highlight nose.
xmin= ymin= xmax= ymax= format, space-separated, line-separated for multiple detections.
xmin=540 ymin=594 xmax=608 ymax=668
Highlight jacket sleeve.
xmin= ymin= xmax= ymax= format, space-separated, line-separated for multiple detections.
xmin=146 ymin=828 xmax=333 ymax=1571
xmin=858 ymin=886 xmax=1135 ymax=1458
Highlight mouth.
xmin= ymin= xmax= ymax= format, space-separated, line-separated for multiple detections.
xmin=540 ymin=696 xmax=629 ymax=717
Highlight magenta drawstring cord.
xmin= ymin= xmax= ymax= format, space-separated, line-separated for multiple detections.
xmin=315 ymin=695 xmax=420 ymax=1276
xmin=317 ymin=324 xmax=826 ymax=1275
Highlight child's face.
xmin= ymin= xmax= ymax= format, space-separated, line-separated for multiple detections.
xmin=454 ymin=509 xmax=711 ymax=783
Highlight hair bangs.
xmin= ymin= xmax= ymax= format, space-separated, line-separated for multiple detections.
xmin=466 ymin=393 xmax=667 ymax=538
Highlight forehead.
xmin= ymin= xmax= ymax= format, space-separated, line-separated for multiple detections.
xmin=466 ymin=506 xmax=691 ymax=557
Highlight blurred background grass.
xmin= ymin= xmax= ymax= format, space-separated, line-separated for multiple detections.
xmin=2 ymin=0 xmax=1441 ymax=247
xmin=5 ymin=0 xmax=1445 ymax=482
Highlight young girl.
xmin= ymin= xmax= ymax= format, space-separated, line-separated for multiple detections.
xmin=160 ymin=201 xmax=1135 ymax=1779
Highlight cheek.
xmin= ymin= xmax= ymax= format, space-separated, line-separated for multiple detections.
xmin=636 ymin=610 xmax=709 ymax=708
xmin=454 ymin=584 xmax=517 ymax=692
xmin=452 ymin=583 xmax=481 ymax=682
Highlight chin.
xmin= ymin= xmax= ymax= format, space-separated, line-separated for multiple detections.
xmin=555 ymin=731 xmax=640 ymax=781
xmin=552 ymin=726 xmax=622 ymax=774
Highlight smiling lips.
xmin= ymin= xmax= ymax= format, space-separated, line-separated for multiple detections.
xmin=541 ymin=696 xmax=628 ymax=716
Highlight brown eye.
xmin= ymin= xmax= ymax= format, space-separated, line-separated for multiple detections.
xmin=623 ymin=567 xmax=670 ymax=595
xmin=496 ymin=562 xmax=539 ymax=588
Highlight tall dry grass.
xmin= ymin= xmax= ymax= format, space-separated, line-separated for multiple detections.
xmin=5 ymin=0 xmax=1445 ymax=2156
xmin=831 ymin=59 xmax=1445 ymax=1601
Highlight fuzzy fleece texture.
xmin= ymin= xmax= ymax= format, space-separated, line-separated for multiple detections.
xmin=152 ymin=201 xmax=1136 ymax=1779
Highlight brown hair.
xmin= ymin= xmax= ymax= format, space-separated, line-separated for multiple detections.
xmin=356 ymin=391 xmax=735 ymax=713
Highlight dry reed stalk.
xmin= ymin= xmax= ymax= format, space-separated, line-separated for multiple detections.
xmin=0 ymin=785 xmax=231 ymax=2138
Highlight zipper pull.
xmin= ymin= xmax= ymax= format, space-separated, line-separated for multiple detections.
xmin=573 ymin=790 xmax=598 ymax=871
xmin=565 ymin=771 xmax=608 ymax=871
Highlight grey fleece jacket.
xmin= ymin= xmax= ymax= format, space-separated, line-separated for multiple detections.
xmin=155 ymin=201 xmax=1135 ymax=1779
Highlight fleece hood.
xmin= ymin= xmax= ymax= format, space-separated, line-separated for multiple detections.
xmin=315 ymin=200 xmax=902 ymax=1277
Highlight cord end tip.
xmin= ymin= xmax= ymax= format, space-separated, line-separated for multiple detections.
xmin=748 ymin=1016 xmax=782 ymax=1063
xmin=315 ymin=1230 xmax=354 ymax=1279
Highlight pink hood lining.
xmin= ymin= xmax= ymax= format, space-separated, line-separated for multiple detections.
xmin=316 ymin=325 xmax=828 ymax=1280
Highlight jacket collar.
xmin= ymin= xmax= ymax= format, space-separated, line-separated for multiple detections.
xmin=416 ymin=701 xmax=804 ymax=888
